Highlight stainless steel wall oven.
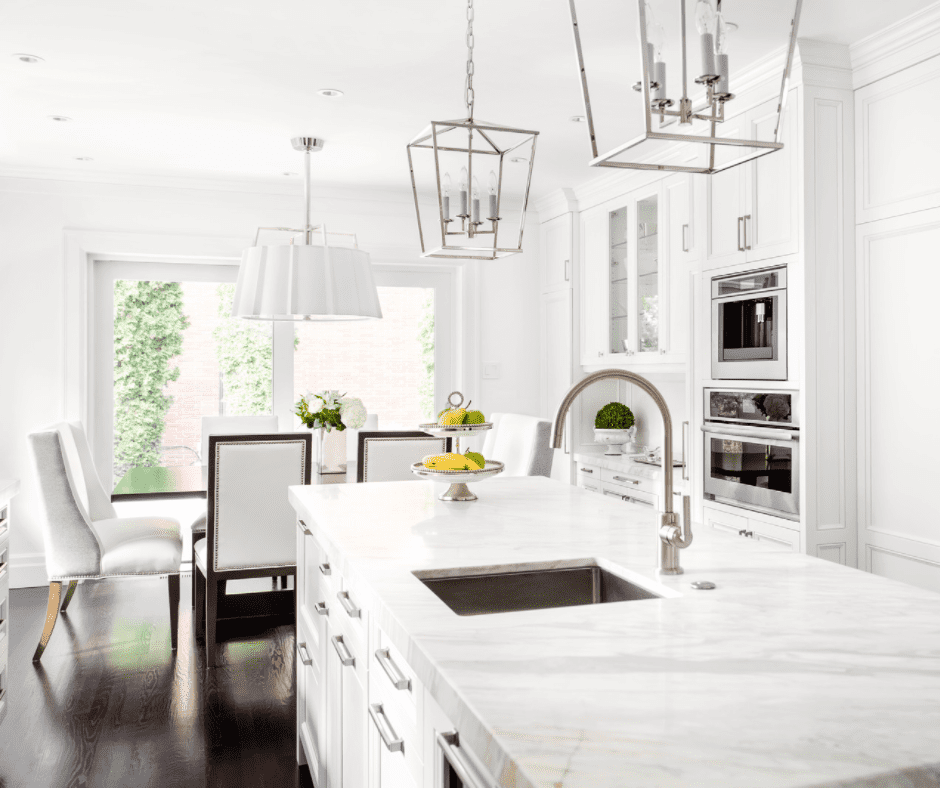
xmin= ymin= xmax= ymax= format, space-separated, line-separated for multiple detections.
xmin=703 ymin=389 xmax=799 ymax=521
xmin=712 ymin=266 xmax=787 ymax=380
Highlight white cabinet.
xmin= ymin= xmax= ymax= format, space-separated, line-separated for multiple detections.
xmin=539 ymin=213 xmax=573 ymax=293
xmin=663 ymin=172 xmax=700 ymax=358
xmin=706 ymin=92 xmax=799 ymax=269
xmin=580 ymin=204 xmax=610 ymax=364
xmin=540 ymin=289 xmax=572 ymax=421
xmin=704 ymin=505 xmax=800 ymax=552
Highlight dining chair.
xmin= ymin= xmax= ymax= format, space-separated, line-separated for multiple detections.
xmin=480 ymin=413 xmax=554 ymax=477
xmin=356 ymin=431 xmax=449 ymax=483
xmin=193 ymin=432 xmax=311 ymax=668
xmin=190 ymin=415 xmax=279 ymax=606
xmin=27 ymin=422 xmax=183 ymax=662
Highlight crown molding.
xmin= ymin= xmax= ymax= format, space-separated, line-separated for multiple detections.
xmin=850 ymin=0 xmax=940 ymax=88
xmin=794 ymin=39 xmax=854 ymax=91
xmin=533 ymin=187 xmax=579 ymax=222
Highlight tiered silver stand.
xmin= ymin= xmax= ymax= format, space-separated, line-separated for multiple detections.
xmin=412 ymin=421 xmax=503 ymax=501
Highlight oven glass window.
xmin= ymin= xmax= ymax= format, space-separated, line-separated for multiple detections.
xmin=719 ymin=296 xmax=776 ymax=361
xmin=715 ymin=270 xmax=781 ymax=296
xmin=710 ymin=438 xmax=792 ymax=493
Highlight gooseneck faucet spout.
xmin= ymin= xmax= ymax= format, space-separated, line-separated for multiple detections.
xmin=551 ymin=369 xmax=693 ymax=575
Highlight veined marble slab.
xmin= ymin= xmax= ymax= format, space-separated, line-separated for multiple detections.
xmin=289 ymin=476 xmax=940 ymax=788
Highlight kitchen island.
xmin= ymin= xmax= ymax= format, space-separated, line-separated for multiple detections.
xmin=289 ymin=476 xmax=940 ymax=788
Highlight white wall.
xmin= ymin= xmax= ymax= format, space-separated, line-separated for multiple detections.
xmin=0 ymin=174 xmax=540 ymax=587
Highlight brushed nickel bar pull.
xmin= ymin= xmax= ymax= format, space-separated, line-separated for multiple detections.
xmin=737 ymin=216 xmax=744 ymax=251
xmin=318 ymin=562 xmax=331 ymax=576
xmin=579 ymin=467 xmax=594 ymax=474
xmin=744 ymin=214 xmax=752 ymax=250
xmin=682 ymin=421 xmax=690 ymax=481
xmin=337 ymin=590 xmax=361 ymax=619
xmin=369 ymin=704 xmax=404 ymax=753
xmin=612 ymin=475 xmax=640 ymax=485
xmin=297 ymin=641 xmax=313 ymax=666
xmin=331 ymin=635 xmax=355 ymax=667
xmin=682 ymin=223 xmax=689 ymax=252
xmin=315 ymin=601 xmax=329 ymax=616
xmin=564 ymin=259 xmax=570 ymax=281
xmin=438 ymin=732 xmax=486 ymax=788
xmin=375 ymin=648 xmax=411 ymax=691
xmin=297 ymin=519 xmax=312 ymax=535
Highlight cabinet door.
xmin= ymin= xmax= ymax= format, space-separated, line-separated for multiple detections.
xmin=341 ymin=664 xmax=368 ymax=788
xmin=580 ymin=204 xmax=611 ymax=363
xmin=541 ymin=289 xmax=572 ymax=420
xmin=325 ymin=628 xmax=344 ymax=788
xmin=540 ymin=213 xmax=572 ymax=293
xmin=706 ymin=114 xmax=748 ymax=267
xmin=634 ymin=187 xmax=663 ymax=357
xmin=745 ymin=93 xmax=799 ymax=262
xmin=663 ymin=173 xmax=695 ymax=358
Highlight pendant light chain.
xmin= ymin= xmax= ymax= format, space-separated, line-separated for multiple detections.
xmin=465 ymin=0 xmax=475 ymax=119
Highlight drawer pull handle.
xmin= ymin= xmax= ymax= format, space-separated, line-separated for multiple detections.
xmin=579 ymin=467 xmax=594 ymax=474
xmin=298 ymin=519 xmax=312 ymax=535
xmin=318 ymin=562 xmax=331 ymax=576
xmin=369 ymin=704 xmax=404 ymax=753
xmin=337 ymin=591 xmax=360 ymax=619
xmin=375 ymin=648 xmax=411 ymax=691
xmin=438 ymin=732 xmax=486 ymax=788
xmin=298 ymin=641 xmax=313 ymax=666
xmin=331 ymin=635 xmax=355 ymax=667
xmin=612 ymin=475 xmax=639 ymax=485
xmin=315 ymin=601 xmax=329 ymax=616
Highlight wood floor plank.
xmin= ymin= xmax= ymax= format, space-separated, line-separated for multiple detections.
xmin=0 ymin=576 xmax=304 ymax=788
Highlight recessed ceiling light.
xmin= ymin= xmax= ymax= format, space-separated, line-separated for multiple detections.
xmin=569 ymin=115 xmax=586 ymax=123
xmin=13 ymin=53 xmax=43 ymax=64
xmin=318 ymin=88 xmax=344 ymax=98
xmin=75 ymin=157 xmax=93 ymax=161
xmin=48 ymin=115 xmax=72 ymax=122
xmin=282 ymin=171 xmax=298 ymax=176
xmin=510 ymin=157 xmax=528 ymax=164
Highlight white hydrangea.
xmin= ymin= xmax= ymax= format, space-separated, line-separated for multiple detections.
xmin=339 ymin=397 xmax=367 ymax=429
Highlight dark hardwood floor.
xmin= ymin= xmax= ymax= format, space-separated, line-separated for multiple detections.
xmin=0 ymin=576 xmax=314 ymax=788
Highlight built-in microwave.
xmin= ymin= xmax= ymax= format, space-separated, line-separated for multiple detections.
xmin=712 ymin=266 xmax=787 ymax=381
xmin=703 ymin=388 xmax=799 ymax=521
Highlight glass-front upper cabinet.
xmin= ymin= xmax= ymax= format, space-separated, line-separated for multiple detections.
xmin=636 ymin=194 xmax=659 ymax=354
xmin=609 ymin=206 xmax=629 ymax=354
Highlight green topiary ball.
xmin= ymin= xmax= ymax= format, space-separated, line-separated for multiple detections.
xmin=595 ymin=402 xmax=635 ymax=430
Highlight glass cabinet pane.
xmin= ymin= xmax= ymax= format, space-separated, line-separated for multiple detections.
xmin=609 ymin=207 xmax=628 ymax=354
xmin=636 ymin=195 xmax=659 ymax=352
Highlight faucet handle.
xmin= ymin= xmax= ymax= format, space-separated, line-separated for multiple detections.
xmin=676 ymin=495 xmax=693 ymax=549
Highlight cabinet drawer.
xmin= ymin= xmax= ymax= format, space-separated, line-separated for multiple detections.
xmin=704 ymin=506 xmax=749 ymax=536
xmin=749 ymin=519 xmax=800 ymax=552
xmin=600 ymin=483 xmax=657 ymax=509
xmin=333 ymin=570 xmax=369 ymax=653
xmin=330 ymin=622 xmax=367 ymax=689
xmin=372 ymin=627 xmax=421 ymax=729
xmin=296 ymin=615 xmax=325 ymax=776
xmin=369 ymin=692 xmax=423 ymax=784
xmin=599 ymin=468 xmax=655 ymax=494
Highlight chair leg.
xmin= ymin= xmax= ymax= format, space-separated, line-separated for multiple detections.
xmin=206 ymin=576 xmax=219 ymax=669
xmin=168 ymin=574 xmax=180 ymax=651
xmin=59 ymin=580 xmax=79 ymax=613
xmin=194 ymin=563 xmax=206 ymax=641
xmin=32 ymin=582 xmax=63 ymax=662
xmin=191 ymin=542 xmax=197 ymax=609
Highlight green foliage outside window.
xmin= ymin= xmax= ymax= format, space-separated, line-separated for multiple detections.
xmin=418 ymin=293 xmax=435 ymax=420
xmin=112 ymin=280 xmax=188 ymax=481
xmin=212 ymin=283 xmax=273 ymax=416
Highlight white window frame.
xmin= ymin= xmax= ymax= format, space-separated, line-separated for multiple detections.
xmin=75 ymin=230 xmax=466 ymax=485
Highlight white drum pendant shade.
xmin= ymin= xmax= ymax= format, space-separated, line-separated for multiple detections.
xmin=232 ymin=244 xmax=382 ymax=321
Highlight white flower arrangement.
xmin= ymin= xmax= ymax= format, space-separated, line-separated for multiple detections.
xmin=295 ymin=389 xmax=367 ymax=432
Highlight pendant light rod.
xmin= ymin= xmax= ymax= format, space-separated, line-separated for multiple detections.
xmin=291 ymin=137 xmax=324 ymax=244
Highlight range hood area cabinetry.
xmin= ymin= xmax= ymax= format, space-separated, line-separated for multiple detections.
xmin=706 ymin=93 xmax=800 ymax=268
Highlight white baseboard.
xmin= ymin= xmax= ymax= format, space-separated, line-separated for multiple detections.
xmin=10 ymin=553 xmax=47 ymax=589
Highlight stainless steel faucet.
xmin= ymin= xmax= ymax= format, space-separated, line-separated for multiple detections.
xmin=551 ymin=369 xmax=693 ymax=575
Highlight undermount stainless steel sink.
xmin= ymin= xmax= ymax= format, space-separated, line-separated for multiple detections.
xmin=415 ymin=561 xmax=662 ymax=616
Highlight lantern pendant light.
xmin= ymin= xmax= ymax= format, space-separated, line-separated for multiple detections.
xmin=232 ymin=138 xmax=382 ymax=321
xmin=407 ymin=0 xmax=540 ymax=260
xmin=567 ymin=0 xmax=803 ymax=174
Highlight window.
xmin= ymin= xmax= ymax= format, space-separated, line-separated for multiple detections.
xmin=93 ymin=261 xmax=454 ymax=485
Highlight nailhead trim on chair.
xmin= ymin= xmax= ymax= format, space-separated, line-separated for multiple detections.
xmin=51 ymin=571 xmax=183 ymax=581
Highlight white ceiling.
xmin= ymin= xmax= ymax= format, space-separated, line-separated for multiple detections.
xmin=0 ymin=0 xmax=935 ymax=200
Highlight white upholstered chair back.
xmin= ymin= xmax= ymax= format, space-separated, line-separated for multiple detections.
xmin=357 ymin=432 xmax=448 ymax=483
xmin=200 ymin=415 xmax=279 ymax=466
xmin=480 ymin=413 xmax=553 ymax=478
xmin=209 ymin=435 xmax=309 ymax=571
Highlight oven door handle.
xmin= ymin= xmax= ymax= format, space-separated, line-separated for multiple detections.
xmin=702 ymin=424 xmax=798 ymax=442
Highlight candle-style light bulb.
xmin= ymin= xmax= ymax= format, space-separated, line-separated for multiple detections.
xmin=459 ymin=166 xmax=469 ymax=217
xmin=715 ymin=14 xmax=734 ymax=96
xmin=648 ymin=17 xmax=667 ymax=101
xmin=487 ymin=171 xmax=498 ymax=220
xmin=695 ymin=0 xmax=718 ymax=81
xmin=442 ymin=172 xmax=452 ymax=221
xmin=471 ymin=176 xmax=481 ymax=223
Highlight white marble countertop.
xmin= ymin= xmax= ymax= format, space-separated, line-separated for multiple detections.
xmin=289 ymin=476 xmax=940 ymax=788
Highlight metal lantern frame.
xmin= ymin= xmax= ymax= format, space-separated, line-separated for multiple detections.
xmin=567 ymin=0 xmax=804 ymax=174
xmin=407 ymin=118 xmax=538 ymax=260
xmin=406 ymin=0 xmax=540 ymax=260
